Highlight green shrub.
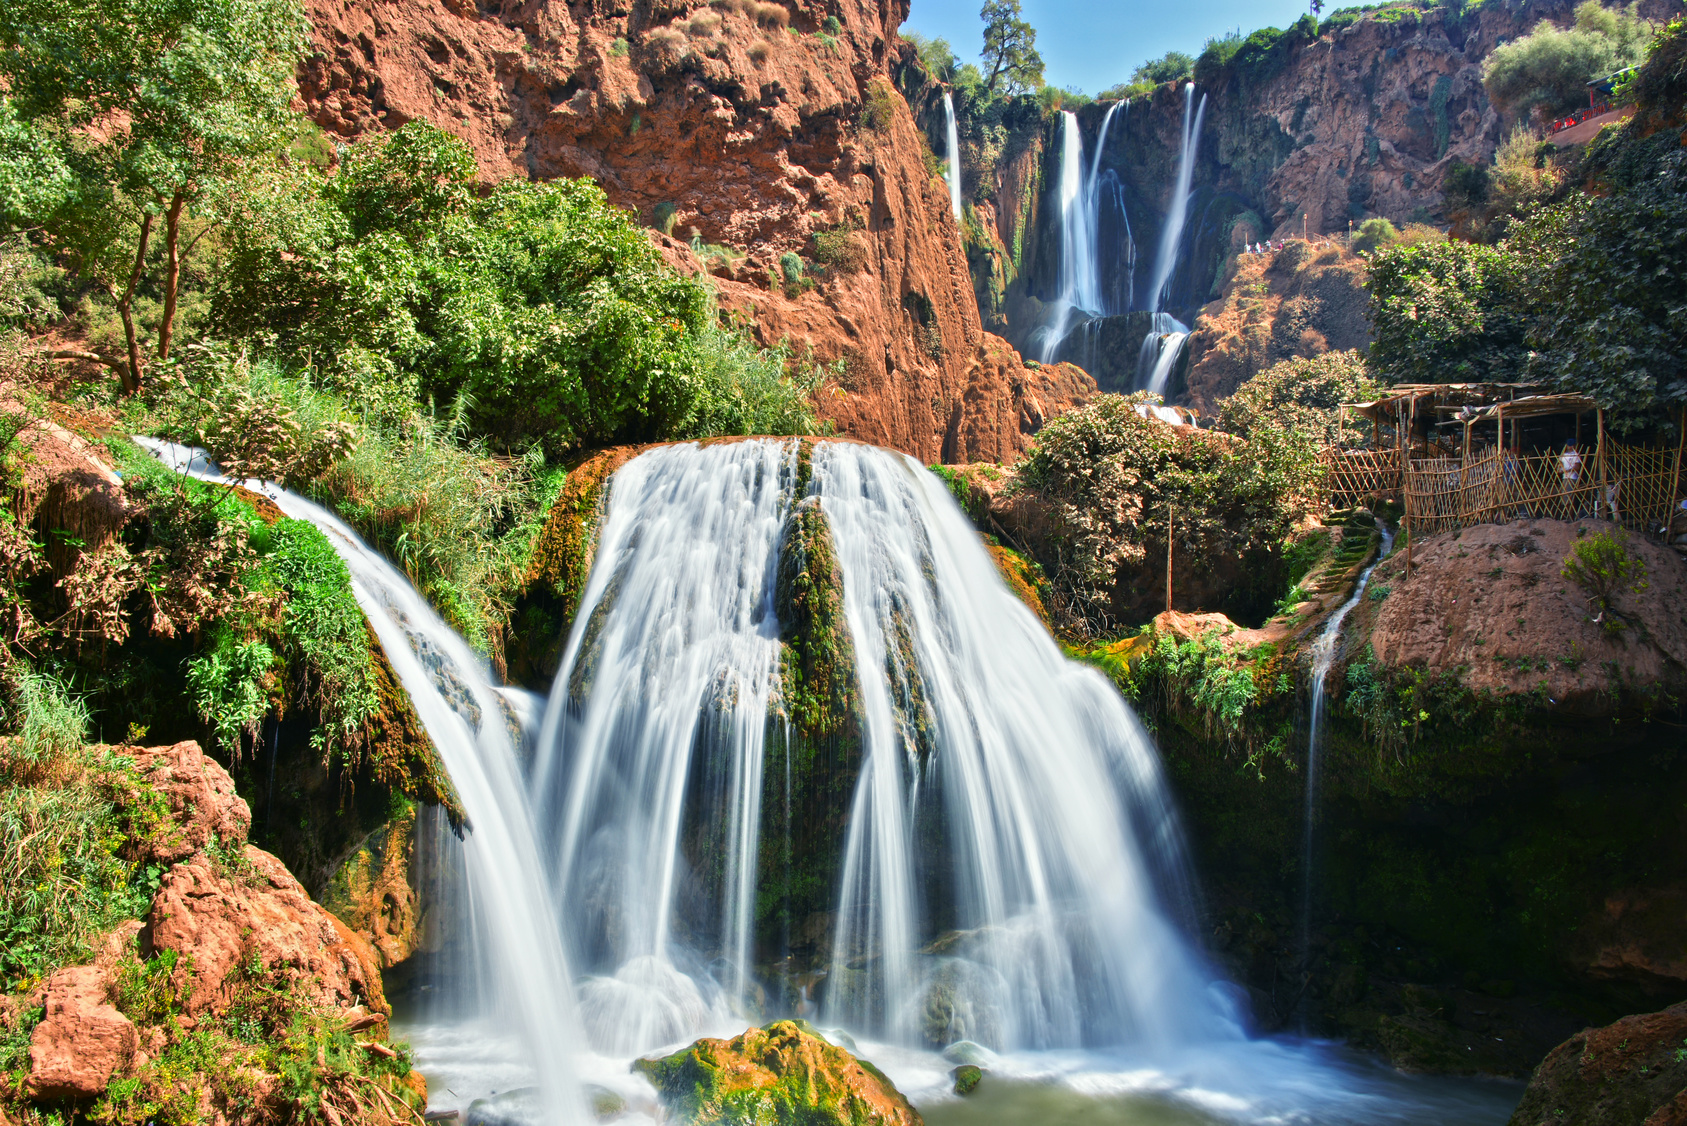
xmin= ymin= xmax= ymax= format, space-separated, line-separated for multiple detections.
xmin=1561 ymin=529 xmax=1648 ymax=632
xmin=813 ymin=226 xmax=868 ymax=273
xmin=1366 ymin=239 xmax=1533 ymax=384
xmin=653 ymin=201 xmax=679 ymax=234
xmin=821 ymin=15 xmax=841 ymax=34
xmin=1218 ymin=350 xmax=1379 ymax=447
xmin=779 ymin=252 xmax=804 ymax=284
xmin=1482 ymin=1 xmax=1651 ymax=119
xmin=1130 ymin=50 xmax=1194 ymax=86
xmin=1352 ymin=216 xmax=1400 ymax=254
xmin=861 ymin=80 xmax=898 ymax=131
xmin=184 ymin=626 xmax=277 ymax=751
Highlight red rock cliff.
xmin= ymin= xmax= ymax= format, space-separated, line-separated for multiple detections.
xmin=296 ymin=0 xmax=1092 ymax=462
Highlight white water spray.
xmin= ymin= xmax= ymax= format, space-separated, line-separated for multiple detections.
xmin=813 ymin=443 xmax=1229 ymax=1049
xmin=134 ymin=439 xmax=586 ymax=1123
xmin=534 ymin=441 xmax=797 ymax=1054
xmin=942 ymin=92 xmax=963 ymax=222
xmin=1147 ymin=83 xmax=1208 ymax=314
xmin=1138 ymin=310 xmax=1192 ymax=395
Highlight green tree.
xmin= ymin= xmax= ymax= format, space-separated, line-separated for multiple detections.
xmin=1366 ymin=239 xmax=1534 ymax=385
xmin=0 ymin=0 xmax=308 ymax=392
xmin=979 ymin=0 xmax=1044 ymax=95
xmin=1351 ymin=217 xmax=1400 ymax=255
xmin=1482 ymin=1 xmax=1651 ymax=120
xmin=217 ymin=123 xmax=821 ymax=453
xmin=1218 ymin=351 xmax=1379 ymax=447
xmin=1131 ymin=51 xmax=1195 ymax=87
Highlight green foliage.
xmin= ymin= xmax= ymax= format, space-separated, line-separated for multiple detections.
xmin=1521 ymin=149 xmax=1687 ymax=424
xmin=1366 ymin=239 xmax=1532 ymax=384
xmin=1219 ymin=351 xmax=1379 ymax=448
xmin=0 ymin=670 xmax=157 ymax=988
xmin=1351 ymin=217 xmax=1399 ymax=255
xmin=813 ymin=226 xmax=867 ymax=273
xmin=822 ymin=15 xmax=842 ymax=34
xmin=184 ymin=626 xmax=276 ymax=750
xmin=0 ymin=0 xmax=310 ymax=390
xmin=1019 ymin=394 xmax=1323 ymax=630
xmin=1195 ymin=18 xmax=1318 ymax=87
xmin=979 ymin=0 xmax=1044 ymax=95
xmin=904 ymin=33 xmax=957 ymax=83
xmin=1132 ymin=51 xmax=1195 ymax=87
xmin=653 ymin=200 xmax=679 ymax=234
xmin=265 ymin=519 xmax=380 ymax=753
xmin=1482 ymin=2 xmax=1652 ymax=119
xmin=861 ymin=79 xmax=899 ymax=132
xmin=1561 ymin=529 xmax=1649 ymax=632
xmin=217 ymin=122 xmax=819 ymax=454
xmin=779 ymin=251 xmax=804 ymax=284
xmin=1612 ymin=17 xmax=1687 ymax=134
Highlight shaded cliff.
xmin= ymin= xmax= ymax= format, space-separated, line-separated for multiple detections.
xmin=294 ymin=0 xmax=1092 ymax=462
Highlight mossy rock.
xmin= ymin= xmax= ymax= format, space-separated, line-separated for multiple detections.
xmin=775 ymin=495 xmax=859 ymax=743
xmin=950 ymin=1064 xmax=983 ymax=1096
xmin=364 ymin=632 xmax=464 ymax=827
xmin=632 ymin=1020 xmax=922 ymax=1126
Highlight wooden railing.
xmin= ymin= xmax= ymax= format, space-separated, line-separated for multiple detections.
xmin=1320 ymin=444 xmax=1686 ymax=540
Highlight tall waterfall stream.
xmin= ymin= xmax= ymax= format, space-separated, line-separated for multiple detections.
xmin=141 ymin=438 xmax=1517 ymax=1125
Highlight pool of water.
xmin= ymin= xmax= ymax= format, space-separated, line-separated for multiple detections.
xmin=393 ymin=1015 xmax=1522 ymax=1126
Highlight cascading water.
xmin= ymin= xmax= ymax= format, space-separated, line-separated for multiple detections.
xmin=134 ymin=438 xmax=587 ymax=1123
xmin=1138 ymin=311 xmax=1192 ymax=396
xmin=814 ymin=443 xmax=1226 ymax=1049
xmin=1147 ymin=82 xmax=1208 ymax=315
xmin=532 ymin=441 xmax=796 ymax=1055
xmin=1037 ymin=103 xmax=1124 ymax=363
xmin=942 ymin=92 xmax=963 ymax=222
xmin=1299 ymin=525 xmax=1396 ymax=971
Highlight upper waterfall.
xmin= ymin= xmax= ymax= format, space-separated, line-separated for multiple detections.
xmin=1038 ymin=103 xmax=1126 ymax=363
xmin=943 ymin=92 xmax=963 ymax=221
xmin=1147 ymin=83 xmax=1209 ymax=314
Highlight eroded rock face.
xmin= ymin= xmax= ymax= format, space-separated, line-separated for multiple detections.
xmin=127 ymin=739 xmax=252 ymax=865
xmin=321 ymin=809 xmax=421 ymax=969
xmin=1508 ymin=1002 xmax=1687 ymax=1126
xmin=295 ymin=0 xmax=1090 ymax=462
xmin=634 ymin=1020 xmax=922 ymax=1126
xmin=143 ymin=847 xmax=387 ymax=1016
xmin=1363 ymin=519 xmax=1687 ymax=716
xmin=26 ymin=966 xmax=138 ymax=1100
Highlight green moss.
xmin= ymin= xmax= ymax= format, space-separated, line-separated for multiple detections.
xmin=634 ymin=1021 xmax=918 ymax=1126
xmin=775 ymin=498 xmax=858 ymax=742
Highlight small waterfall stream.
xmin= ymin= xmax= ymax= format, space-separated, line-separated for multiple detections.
xmin=942 ymin=92 xmax=963 ymax=221
xmin=1298 ymin=526 xmax=1396 ymax=972
xmin=134 ymin=438 xmax=587 ymax=1123
xmin=1147 ymin=83 xmax=1208 ymax=315
xmin=1038 ymin=103 xmax=1124 ymax=363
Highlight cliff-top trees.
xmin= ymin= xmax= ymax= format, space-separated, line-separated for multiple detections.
xmin=1482 ymin=1 xmax=1652 ymax=120
xmin=0 ymin=0 xmax=308 ymax=392
xmin=979 ymin=0 xmax=1044 ymax=95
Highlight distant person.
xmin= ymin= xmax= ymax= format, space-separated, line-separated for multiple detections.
xmin=1560 ymin=441 xmax=1582 ymax=518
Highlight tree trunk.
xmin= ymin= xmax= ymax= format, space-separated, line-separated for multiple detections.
xmin=158 ymin=191 xmax=185 ymax=363
xmin=115 ymin=211 xmax=155 ymax=395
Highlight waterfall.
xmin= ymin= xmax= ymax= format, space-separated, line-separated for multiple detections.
xmin=1147 ymin=83 xmax=1208 ymax=315
xmin=812 ymin=443 xmax=1228 ymax=1049
xmin=134 ymin=438 xmax=587 ymax=1124
xmin=532 ymin=440 xmax=795 ymax=1054
xmin=1298 ymin=526 xmax=1396 ymax=973
xmin=1038 ymin=103 xmax=1124 ymax=363
xmin=1137 ymin=310 xmax=1192 ymax=395
xmin=943 ymin=92 xmax=963 ymax=222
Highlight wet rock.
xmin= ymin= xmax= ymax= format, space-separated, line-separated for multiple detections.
xmin=940 ymin=1040 xmax=996 ymax=1067
xmin=634 ymin=1019 xmax=922 ymax=1126
xmin=585 ymin=1084 xmax=626 ymax=1120
xmin=950 ymin=1064 xmax=984 ymax=1096
xmin=1508 ymin=1001 xmax=1687 ymax=1126
xmin=26 ymin=965 xmax=138 ymax=1100
xmin=464 ymin=1086 xmax=541 ymax=1126
xmin=321 ymin=808 xmax=421 ymax=968
xmin=142 ymin=846 xmax=387 ymax=1017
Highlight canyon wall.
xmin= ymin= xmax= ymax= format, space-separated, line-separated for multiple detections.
xmin=295 ymin=0 xmax=1092 ymax=462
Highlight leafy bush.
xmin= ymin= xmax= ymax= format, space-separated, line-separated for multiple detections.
xmin=1351 ymin=217 xmax=1399 ymax=255
xmin=185 ymin=626 xmax=276 ymax=750
xmin=0 ymin=669 xmax=157 ymax=987
xmin=861 ymin=80 xmax=899 ymax=132
xmin=1131 ymin=51 xmax=1195 ymax=87
xmin=216 ymin=122 xmax=819 ymax=454
xmin=1482 ymin=1 xmax=1651 ymax=119
xmin=1366 ymin=239 xmax=1533 ymax=384
xmin=813 ymin=226 xmax=868 ymax=273
xmin=1018 ymin=393 xmax=1323 ymax=630
xmin=1218 ymin=350 xmax=1379 ymax=447
xmin=1561 ymin=529 xmax=1649 ymax=632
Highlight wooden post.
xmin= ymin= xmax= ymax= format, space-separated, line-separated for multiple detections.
xmin=1166 ymin=504 xmax=1174 ymax=613
xmin=1596 ymin=408 xmax=1606 ymax=522
xmin=1668 ymin=406 xmax=1684 ymax=536
xmin=1400 ymin=401 xmax=1412 ymax=580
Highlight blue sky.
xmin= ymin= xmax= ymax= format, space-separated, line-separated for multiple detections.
xmin=903 ymin=0 xmax=1320 ymax=94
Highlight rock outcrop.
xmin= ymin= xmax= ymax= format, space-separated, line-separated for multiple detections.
xmin=1508 ymin=1002 xmax=1687 ymax=1126
xmin=1183 ymin=240 xmax=1371 ymax=413
xmin=1363 ymin=519 xmax=1687 ymax=716
xmin=293 ymin=0 xmax=1092 ymax=462
xmin=634 ymin=1020 xmax=922 ymax=1126
xmin=26 ymin=965 xmax=139 ymax=1101
xmin=321 ymin=809 xmax=423 ymax=969
xmin=127 ymin=739 xmax=253 ymax=864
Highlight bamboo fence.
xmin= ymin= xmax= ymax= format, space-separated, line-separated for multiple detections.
xmin=1321 ymin=443 xmax=1686 ymax=541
